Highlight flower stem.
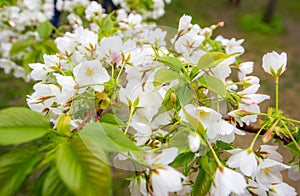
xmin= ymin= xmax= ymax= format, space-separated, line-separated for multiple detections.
xmin=249 ymin=123 xmax=269 ymax=149
xmin=282 ymin=117 xmax=300 ymax=124
xmin=275 ymin=76 xmax=279 ymax=114
xmin=205 ymin=138 xmax=222 ymax=167
xmin=124 ymin=105 xmax=135 ymax=135
xmin=282 ymin=120 xmax=300 ymax=153
xmin=116 ymin=61 xmax=126 ymax=82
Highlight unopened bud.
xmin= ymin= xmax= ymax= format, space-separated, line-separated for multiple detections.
xmin=57 ymin=114 xmax=72 ymax=136
xmin=262 ymin=129 xmax=273 ymax=143
xmin=171 ymin=92 xmax=177 ymax=104
xmin=188 ymin=134 xmax=201 ymax=152
xmin=228 ymin=109 xmax=252 ymax=118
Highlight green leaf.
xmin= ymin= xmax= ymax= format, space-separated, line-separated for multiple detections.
xmin=39 ymin=40 xmax=59 ymax=54
xmin=100 ymin=113 xmax=126 ymax=127
xmin=0 ymin=107 xmax=51 ymax=145
xmin=79 ymin=122 xmax=141 ymax=153
xmin=23 ymin=50 xmax=41 ymax=72
xmin=216 ymin=140 xmax=235 ymax=150
xmin=42 ymin=166 xmax=73 ymax=196
xmin=37 ymin=21 xmax=53 ymax=39
xmin=173 ymin=84 xmax=193 ymax=106
xmin=153 ymin=68 xmax=179 ymax=86
xmin=96 ymin=13 xmax=115 ymax=38
xmin=169 ymin=128 xmax=189 ymax=152
xmin=157 ymin=56 xmax=185 ymax=73
xmin=197 ymin=52 xmax=234 ymax=70
xmin=198 ymin=75 xmax=226 ymax=97
xmin=0 ymin=145 xmax=40 ymax=196
xmin=55 ymin=136 xmax=112 ymax=195
xmin=200 ymin=155 xmax=217 ymax=175
xmin=192 ymin=167 xmax=213 ymax=196
xmin=170 ymin=152 xmax=195 ymax=168
xmin=9 ymin=40 xmax=33 ymax=56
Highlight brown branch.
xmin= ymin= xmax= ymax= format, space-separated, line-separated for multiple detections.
xmin=223 ymin=116 xmax=293 ymax=145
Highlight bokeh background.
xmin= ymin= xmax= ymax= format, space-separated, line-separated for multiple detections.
xmin=1 ymin=0 xmax=300 ymax=194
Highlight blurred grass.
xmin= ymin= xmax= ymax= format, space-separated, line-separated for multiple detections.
xmin=0 ymin=73 xmax=33 ymax=109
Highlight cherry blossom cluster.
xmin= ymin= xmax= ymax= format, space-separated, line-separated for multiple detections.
xmin=111 ymin=0 xmax=171 ymax=19
xmin=56 ymin=0 xmax=171 ymax=21
xmin=0 ymin=0 xmax=55 ymax=80
xmin=26 ymin=4 xmax=300 ymax=194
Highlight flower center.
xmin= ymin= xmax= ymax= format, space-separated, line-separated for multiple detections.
xmin=198 ymin=110 xmax=207 ymax=118
xmin=86 ymin=68 xmax=94 ymax=76
xmin=263 ymin=168 xmax=270 ymax=175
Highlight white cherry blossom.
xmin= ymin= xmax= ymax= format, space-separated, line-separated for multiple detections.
xmin=226 ymin=148 xmax=258 ymax=176
xmin=210 ymin=166 xmax=247 ymax=195
xmin=262 ymin=51 xmax=287 ymax=77
xmin=73 ymin=60 xmax=110 ymax=92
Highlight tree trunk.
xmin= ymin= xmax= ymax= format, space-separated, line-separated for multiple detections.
xmin=263 ymin=0 xmax=278 ymax=23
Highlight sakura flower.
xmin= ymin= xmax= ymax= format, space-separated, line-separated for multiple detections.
xmin=180 ymin=104 xmax=243 ymax=143
xmin=119 ymin=80 xmax=143 ymax=106
xmin=241 ymin=94 xmax=270 ymax=105
xmin=246 ymin=179 xmax=268 ymax=196
xmin=269 ymin=182 xmax=297 ymax=196
xmin=67 ymin=13 xmax=82 ymax=28
xmin=178 ymin=14 xmax=192 ymax=32
xmin=216 ymin=36 xmax=245 ymax=55
xmin=27 ymin=83 xmax=60 ymax=113
xmin=210 ymin=166 xmax=247 ymax=195
xmin=74 ymin=27 xmax=98 ymax=51
xmin=224 ymin=38 xmax=245 ymax=55
xmin=29 ymin=54 xmax=59 ymax=81
xmin=130 ymin=121 xmax=152 ymax=146
xmin=129 ymin=177 xmax=147 ymax=196
xmin=262 ymin=51 xmax=287 ymax=77
xmin=98 ymin=36 xmax=136 ymax=65
xmin=226 ymin=148 xmax=258 ymax=176
xmin=54 ymin=74 xmax=76 ymax=103
xmin=242 ymin=76 xmax=260 ymax=86
xmin=151 ymin=166 xmax=185 ymax=196
xmin=255 ymin=159 xmax=290 ymax=190
xmin=211 ymin=57 xmax=234 ymax=83
xmin=55 ymin=32 xmax=76 ymax=55
xmin=238 ymin=61 xmax=254 ymax=81
xmin=146 ymin=148 xmax=185 ymax=196
xmin=259 ymin=145 xmax=283 ymax=162
xmin=85 ymin=1 xmax=103 ymax=21
xmin=73 ymin=60 xmax=110 ymax=92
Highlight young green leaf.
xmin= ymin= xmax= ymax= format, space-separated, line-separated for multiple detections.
xmin=55 ymin=136 xmax=112 ymax=195
xmin=0 ymin=107 xmax=51 ymax=145
xmin=37 ymin=20 xmax=53 ymax=39
xmin=79 ymin=122 xmax=141 ymax=153
xmin=9 ymin=40 xmax=33 ymax=56
xmin=192 ymin=167 xmax=213 ymax=196
xmin=170 ymin=152 xmax=195 ymax=168
xmin=198 ymin=75 xmax=226 ymax=97
xmin=0 ymin=145 xmax=40 ymax=196
xmin=157 ymin=56 xmax=185 ymax=73
xmin=197 ymin=52 xmax=234 ymax=71
xmin=153 ymin=68 xmax=179 ymax=86
xmin=173 ymin=84 xmax=193 ymax=106
xmin=100 ymin=113 xmax=126 ymax=127
xmin=41 ymin=166 xmax=74 ymax=196
xmin=169 ymin=128 xmax=190 ymax=152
